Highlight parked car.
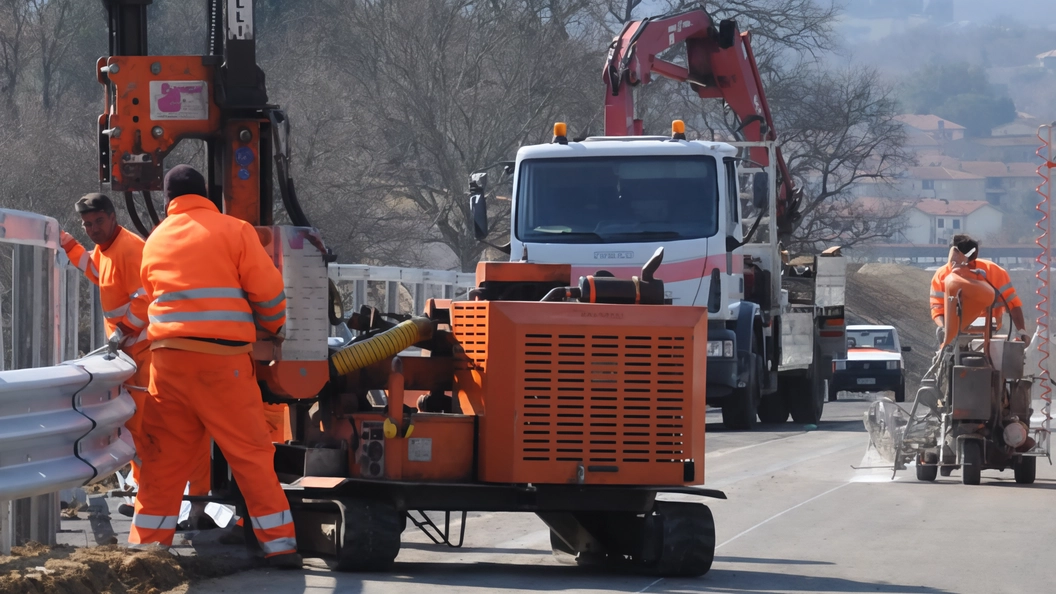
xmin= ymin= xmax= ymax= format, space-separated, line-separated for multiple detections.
xmin=830 ymin=325 xmax=911 ymax=402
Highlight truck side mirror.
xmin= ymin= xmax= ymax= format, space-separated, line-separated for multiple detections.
xmin=725 ymin=235 xmax=740 ymax=252
xmin=470 ymin=194 xmax=488 ymax=240
xmin=902 ymin=345 xmax=912 ymax=352
xmin=752 ymin=172 xmax=768 ymax=210
xmin=469 ymin=172 xmax=489 ymax=241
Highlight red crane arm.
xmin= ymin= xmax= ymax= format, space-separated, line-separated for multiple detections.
xmin=603 ymin=9 xmax=801 ymax=231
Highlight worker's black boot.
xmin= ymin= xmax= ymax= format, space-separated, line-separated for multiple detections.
xmin=266 ymin=552 xmax=303 ymax=569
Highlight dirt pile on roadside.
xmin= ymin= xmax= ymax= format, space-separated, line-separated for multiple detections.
xmin=0 ymin=541 xmax=259 ymax=594
xmin=845 ymin=263 xmax=936 ymax=388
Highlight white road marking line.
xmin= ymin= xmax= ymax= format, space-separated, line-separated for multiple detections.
xmin=640 ymin=481 xmax=853 ymax=593
xmin=707 ymin=431 xmax=806 ymax=459
xmin=715 ymin=482 xmax=851 ymax=550
xmin=637 ymin=577 xmax=664 ymax=592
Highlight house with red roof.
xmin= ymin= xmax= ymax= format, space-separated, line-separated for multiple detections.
xmin=895 ymin=114 xmax=966 ymax=142
xmin=903 ymin=198 xmax=1002 ymax=245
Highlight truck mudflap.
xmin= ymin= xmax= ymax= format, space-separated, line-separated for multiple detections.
xmin=781 ymin=310 xmax=814 ymax=370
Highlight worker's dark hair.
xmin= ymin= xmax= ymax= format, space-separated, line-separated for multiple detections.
xmin=164 ymin=164 xmax=208 ymax=203
xmin=74 ymin=193 xmax=115 ymax=216
xmin=951 ymin=233 xmax=979 ymax=260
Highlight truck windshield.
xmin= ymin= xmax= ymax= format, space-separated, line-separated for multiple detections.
xmin=515 ymin=156 xmax=719 ymax=244
xmin=847 ymin=329 xmax=897 ymax=351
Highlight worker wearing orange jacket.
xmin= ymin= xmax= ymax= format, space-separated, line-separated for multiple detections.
xmin=61 ymin=193 xmax=213 ymax=524
xmin=60 ymin=194 xmax=152 ymax=490
xmin=930 ymin=234 xmax=1028 ymax=345
xmin=130 ymin=165 xmax=299 ymax=568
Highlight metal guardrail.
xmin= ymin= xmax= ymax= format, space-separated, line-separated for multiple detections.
xmin=328 ymin=264 xmax=476 ymax=315
xmin=0 ymin=352 xmax=136 ymax=502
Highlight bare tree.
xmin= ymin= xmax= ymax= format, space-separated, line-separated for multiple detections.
xmin=772 ymin=66 xmax=913 ymax=250
xmin=316 ymin=0 xmax=600 ymax=271
xmin=787 ymin=194 xmax=909 ymax=254
xmin=0 ymin=0 xmax=30 ymax=110
xmin=29 ymin=0 xmax=76 ymax=112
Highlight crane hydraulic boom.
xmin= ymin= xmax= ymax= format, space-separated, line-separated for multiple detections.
xmin=603 ymin=9 xmax=802 ymax=235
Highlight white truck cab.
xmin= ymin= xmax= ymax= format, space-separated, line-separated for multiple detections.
xmin=469 ymin=126 xmax=845 ymax=429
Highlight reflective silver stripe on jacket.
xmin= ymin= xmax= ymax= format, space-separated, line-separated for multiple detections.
xmin=76 ymin=253 xmax=90 ymax=273
xmin=252 ymin=290 xmax=286 ymax=310
xmin=126 ymin=310 xmax=147 ymax=327
xmin=103 ymin=303 xmax=130 ymax=320
xmin=130 ymin=287 xmax=146 ymax=300
xmin=149 ymin=311 xmax=254 ymax=324
xmin=259 ymin=536 xmax=297 ymax=555
xmin=251 ymin=509 xmax=294 ymax=531
xmin=255 ymin=311 xmax=285 ymax=323
xmin=930 ymin=290 xmax=944 ymax=298
xmin=154 ymin=287 xmax=248 ymax=303
xmin=132 ymin=513 xmax=178 ymax=530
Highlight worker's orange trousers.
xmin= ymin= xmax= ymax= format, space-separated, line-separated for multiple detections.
xmin=129 ymin=349 xmax=296 ymax=556
xmin=123 ymin=345 xmax=211 ymax=496
xmin=123 ymin=344 xmax=152 ymax=487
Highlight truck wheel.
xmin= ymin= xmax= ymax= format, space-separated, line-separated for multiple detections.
xmin=894 ymin=377 xmax=906 ymax=403
xmin=758 ymin=393 xmax=789 ymax=423
xmin=790 ymin=367 xmax=824 ymax=425
xmin=1014 ymin=456 xmax=1036 ymax=484
xmin=961 ymin=440 xmax=982 ymax=486
xmin=723 ymin=355 xmax=759 ymax=430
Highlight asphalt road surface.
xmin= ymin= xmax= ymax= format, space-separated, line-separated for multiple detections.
xmin=182 ymin=393 xmax=1056 ymax=594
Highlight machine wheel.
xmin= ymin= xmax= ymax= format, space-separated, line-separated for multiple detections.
xmin=894 ymin=377 xmax=906 ymax=403
xmin=640 ymin=502 xmax=715 ymax=577
xmin=961 ymin=441 xmax=982 ymax=486
xmin=332 ymin=499 xmax=402 ymax=572
xmin=828 ymin=380 xmax=839 ymax=402
xmin=723 ymin=355 xmax=760 ymax=430
xmin=1014 ymin=456 xmax=1037 ymax=485
xmin=790 ymin=366 xmax=824 ymax=425
xmin=916 ymin=452 xmax=938 ymax=482
xmin=758 ymin=392 xmax=789 ymax=424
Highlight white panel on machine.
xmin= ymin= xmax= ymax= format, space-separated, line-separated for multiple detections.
xmin=258 ymin=225 xmax=329 ymax=361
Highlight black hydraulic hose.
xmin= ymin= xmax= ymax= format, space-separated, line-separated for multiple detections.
xmin=124 ymin=191 xmax=151 ymax=237
xmin=141 ymin=191 xmax=160 ymax=226
xmin=542 ymin=287 xmax=580 ymax=302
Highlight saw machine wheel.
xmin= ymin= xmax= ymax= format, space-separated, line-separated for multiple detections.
xmin=333 ymin=498 xmax=403 ymax=572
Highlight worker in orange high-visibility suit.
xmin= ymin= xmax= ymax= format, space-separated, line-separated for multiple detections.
xmin=930 ymin=234 xmax=1029 ymax=345
xmin=131 ymin=164 xmax=299 ymax=568
xmin=60 ymin=193 xmax=152 ymax=495
xmin=62 ymin=193 xmax=213 ymax=524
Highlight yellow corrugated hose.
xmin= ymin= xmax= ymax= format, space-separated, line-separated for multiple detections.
xmin=330 ymin=317 xmax=433 ymax=376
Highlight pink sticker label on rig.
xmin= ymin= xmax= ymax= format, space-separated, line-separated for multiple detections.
xmin=149 ymin=81 xmax=209 ymax=120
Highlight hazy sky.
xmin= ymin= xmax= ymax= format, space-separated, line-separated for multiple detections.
xmin=951 ymin=0 xmax=1056 ymax=25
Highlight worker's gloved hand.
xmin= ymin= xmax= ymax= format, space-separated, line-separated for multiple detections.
xmin=107 ymin=327 xmax=126 ymax=357
xmin=935 ymin=325 xmax=945 ymax=345
xmin=59 ymin=230 xmax=76 ymax=250
xmin=1017 ymin=329 xmax=1031 ymax=346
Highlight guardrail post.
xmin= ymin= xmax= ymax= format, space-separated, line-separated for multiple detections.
xmin=90 ymin=287 xmax=105 ymax=351
xmin=413 ymin=283 xmax=424 ymax=315
xmin=386 ymin=281 xmax=398 ymax=314
xmin=63 ymin=265 xmax=80 ymax=360
xmin=0 ymin=500 xmax=11 ymax=555
xmin=354 ymin=279 xmax=366 ymax=312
